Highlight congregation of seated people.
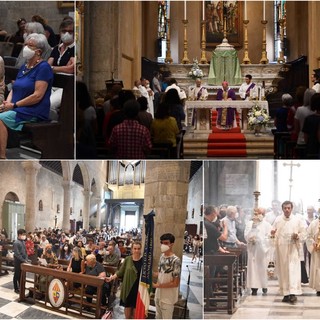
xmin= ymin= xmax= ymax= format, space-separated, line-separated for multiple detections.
xmin=0 ymin=14 xmax=74 ymax=159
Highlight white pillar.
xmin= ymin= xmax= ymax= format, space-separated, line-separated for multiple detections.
xmin=22 ymin=161 xmax=42 ymax=232
xmin=95 ymin=196 xmax=102 ymax=229
xmin=62 ymin=180 xmax=74 ymax=233
xmin=82 ymin=189 xmax=92 ymax=231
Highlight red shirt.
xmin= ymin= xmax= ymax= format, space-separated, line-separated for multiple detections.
xmin=109 ymin=120 xmax=152 ymax=159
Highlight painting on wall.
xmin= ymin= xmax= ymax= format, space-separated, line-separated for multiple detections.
xmin=205 ymin=1 xmax=243 ymax=48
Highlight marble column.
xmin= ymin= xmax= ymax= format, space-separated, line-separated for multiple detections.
xmin=144 ymin=161 xmax=190 ymax=271
xmin=62 ymin=180 xmax=74 ymax=233
xmin=22 ymin=161 xmax=42 ymax=232
xmin=82 ymin=189 xmax=92 ymax=231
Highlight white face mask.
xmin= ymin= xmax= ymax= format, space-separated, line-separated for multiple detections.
xmin=60 ymin=32 xmax=73 ymax=44
xmin=64 ymin=246 xmax=68 ymax=251
xmin=21 ymin=235 xmax=26 ymax=240
xmin=160 ymin=244 xmax=170 ymax=253
xmin=23 ymin=46 xmax=35 ymax=60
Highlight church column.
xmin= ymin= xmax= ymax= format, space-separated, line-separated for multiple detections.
xmin=144 ymin=161 xmax=190 ymax=270
xmin=62 ymin=181 xmax=74 ymax=233
xmin=94 ymin=196 xmax=102 ymax=229
xmin=85 ymin=1 xmax=119 ymax=92
xmin=22 ymin=161 xmax=42 ymax=232
xmin=82 ymin=189 xmax=92 ymax=231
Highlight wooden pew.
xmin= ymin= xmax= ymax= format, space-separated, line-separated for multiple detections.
xmin=5 ymin=66 xmax=74 ymax=159
xmin=20 ymin=263 xmax=105 ymax=319
xmin=204 ymin=254 xmax=238 ymax=315
xmin=0 ymin=244 xmax=14 ymax=275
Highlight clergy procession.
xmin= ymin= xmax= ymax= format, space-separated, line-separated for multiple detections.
xmin=204 ymin=200 xmax=320 ymax=314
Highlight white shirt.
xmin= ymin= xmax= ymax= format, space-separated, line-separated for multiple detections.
xmin=312 ymin=83 xmax=320 ymax=93
xmin=165 ymin=84 xmax=187 ymax=100
xmin=239 ymin=82 xmax=258 ymax=100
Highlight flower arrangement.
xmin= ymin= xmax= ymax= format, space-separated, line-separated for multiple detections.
xmin=188 ymin=59 xmax=204 ymax=80
xmin=247 ymin=103 xmax=270 ymax=130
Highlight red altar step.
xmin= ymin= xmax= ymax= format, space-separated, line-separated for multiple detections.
xmin=207 ymin=133 xmax=247 ymax=157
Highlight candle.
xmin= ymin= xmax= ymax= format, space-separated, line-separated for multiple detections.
xmin=244 ymin=0 xmax=247 ymax=20
xmin=263 ymin=0 xmax=266 ymax=21
xmin=202 ymin=0 xmax=205 ymax=21
xmin=184 ymin=1 xmax=187 ymax=20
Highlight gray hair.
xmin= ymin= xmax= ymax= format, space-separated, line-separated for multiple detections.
xmin=282 ymin=93 xmax=293 ymax=106
xmin=226 ymin=205 xmax=237 ymax=216
xmin=25 ymin=22 xmax=45 ymax=35
xmin=303 ymin=88 xmax=316 ymax=107
xmin=25 ymin=33 xmax=48 ymax=53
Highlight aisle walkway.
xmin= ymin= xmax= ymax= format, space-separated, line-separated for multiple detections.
xmin=205 ymin=279 xmax=320 ymax=319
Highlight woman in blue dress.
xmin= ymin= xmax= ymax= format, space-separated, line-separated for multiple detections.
xmin=0 ymin=32 xmax=53 ymax=159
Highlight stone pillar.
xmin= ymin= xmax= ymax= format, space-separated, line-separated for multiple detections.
xmin=95 ymin=196 xmax=102 ymax=230
xmin=82 ymin=189 xmax=92 ymax=231
xmin=62 ymin=181 xmax=74 ymax=233
xmin=144 ymin=161 xmax=190 ymax=271
xmin=85 ymin=1 xmax=119 ymax=92
xmin=22 ymin=161 xmax=42 ymax=232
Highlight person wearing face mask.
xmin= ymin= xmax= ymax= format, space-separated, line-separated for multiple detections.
xmin=153 ymin=233 xmax=181 ymax=319
xmin=220 ymin=205 xmax=246 ymax=248
xmin=48 ymin=19 xmax=74 ymax=75
xmin=144 ymin=79 xmax=154 ymax=117
xmin=15 ymin=22 xmax=52 ymax=69
xmin=13 ymin=229 xmax=28 ymax=294
xmin=0 ymin=32 xmax=53 ymax=159
xmin=244 ymin=207 xmax=272 ymax=296
xmin=47 ymin=19 xmax=74 ymax=121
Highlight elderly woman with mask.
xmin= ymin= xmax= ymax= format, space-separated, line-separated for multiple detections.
xmin=0 ymin=33 xmax=53 ymax=159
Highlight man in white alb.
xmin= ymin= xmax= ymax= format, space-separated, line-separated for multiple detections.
xmin=188 ymin=78 xmax=208 ymax=101
xmin=239 ymin=74 xmax=258 ymax=100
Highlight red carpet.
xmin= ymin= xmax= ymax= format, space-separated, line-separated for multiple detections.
xmin=207 ymin=133 xmax=247 ymax=157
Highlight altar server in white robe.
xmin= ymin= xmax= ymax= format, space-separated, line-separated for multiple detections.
xmin=244 ymin=207 xmax=272 ymax=295
xmin=188 ymin=78 xmax=208 ymax=101
xmin=145 ymin=79 xmax=154 ymax=117
xmin=306 ymin=217 xmax=320 ymax=296
xmin=239 ymin=74 xmax=258 ymax=100
xmin=271 ymin=200 xmax=307 ymax=304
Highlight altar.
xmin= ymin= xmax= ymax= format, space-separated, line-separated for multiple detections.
xmin=185 ymin=100 xmax=269 ymax=132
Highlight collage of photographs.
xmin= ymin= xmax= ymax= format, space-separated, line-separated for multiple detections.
xmin=0 ymin=1 xmax=319 ymax=320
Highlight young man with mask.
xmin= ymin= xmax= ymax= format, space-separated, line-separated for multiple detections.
xmin=13 ymin=228 xmax=28 ymax=293
xmin=153 ymin=233 xmax=181 ymax=319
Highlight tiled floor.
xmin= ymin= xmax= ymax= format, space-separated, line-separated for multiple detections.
xmin=0 ymin=253 xmax=203 ymax=319
xmin=204 ymin=280 xmax=320 ymax=320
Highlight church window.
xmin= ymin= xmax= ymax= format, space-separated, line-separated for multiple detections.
xmin=157 ymin=1 xmax=169 ymax=63
xmin=274 ymin=0 xmax=286 ymax=61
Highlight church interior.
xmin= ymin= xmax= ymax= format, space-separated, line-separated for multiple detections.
xmin=77 ymin=1 xmax=320 ymax=160
xmin=0 ymin=160 xmax=203 ymax=319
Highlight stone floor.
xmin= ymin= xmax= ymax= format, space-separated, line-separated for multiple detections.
xmin=204 ymin=279 xmax=320 ymax=320
xmin=0 ymin=253 xmax=203 ymax=319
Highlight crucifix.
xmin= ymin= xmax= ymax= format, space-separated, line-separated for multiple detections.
xmin=283 ymin=161 xmax=300 ymax=201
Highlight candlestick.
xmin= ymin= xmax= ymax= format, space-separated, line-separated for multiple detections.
xmin=263 ymin=0 xmax=266 ymax=20
xmin=244 ymin=0 xmax=247 ymax=20
xmin=242 ymin=20 xmax=251 ymax=64
xmin=260 ymin=20 xmax=269 ymax=64
xmin=184 ymin=1 xmax=187 ymax=20
xmin=200 ymin=20 xmax=207 ymax=64
xmin=181 ymin=19 xmax=190 ymax=64
xmin=202 ymin=0 xmax=205 ymax=21
xmin=165 ymin=18 xmax=173 ymax=64
xmin=277 ymin=18 xmax=285 ymax=64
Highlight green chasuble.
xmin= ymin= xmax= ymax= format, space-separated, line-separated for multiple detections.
xmin=208 ymin=49 xmax=242 ymax=85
